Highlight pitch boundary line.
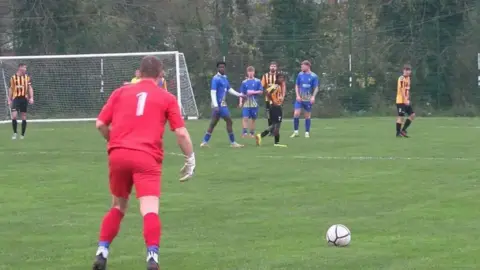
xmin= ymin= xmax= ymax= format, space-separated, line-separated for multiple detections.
xmin=0 ymin=150 xmax=475 ymax=161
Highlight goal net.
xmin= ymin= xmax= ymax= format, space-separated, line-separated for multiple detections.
xmin=0 ymin=51 xmax=199 ymax=123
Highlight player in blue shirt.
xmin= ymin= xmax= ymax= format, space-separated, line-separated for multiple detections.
xmin=201 ymin=61 xmax=245 ymax=148
xmin=239 ymin=66 xmax=263 ymax=137
xmin=291 ymin=60 xmax=319 ymax=138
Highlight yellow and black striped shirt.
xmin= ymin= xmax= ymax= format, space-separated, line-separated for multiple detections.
xmin=261 ymin=72 xmax=277 ymax=102
xmin=266 ymin=84 xmax=284 ymax=106
xmin=10 ymin=74 xmax=31 ymax=98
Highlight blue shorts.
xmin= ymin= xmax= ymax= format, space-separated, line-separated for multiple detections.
xmin=212 ymin=107 xmax=230 ymax=119
xmin=242 ymin=107 xmax=258 ymax=119
xmin=294 ymin=101 xmax=312 ymax=112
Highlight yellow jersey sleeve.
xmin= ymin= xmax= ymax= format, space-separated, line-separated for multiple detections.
xmin=131 ymin=77 xmax=140 ymax=84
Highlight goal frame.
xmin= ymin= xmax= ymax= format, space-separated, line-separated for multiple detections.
xmin=0 ymin=51 xmax=198 ymax=123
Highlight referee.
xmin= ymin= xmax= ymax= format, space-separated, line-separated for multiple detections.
xmin=7 ymin=63 xmax=34 ymax=140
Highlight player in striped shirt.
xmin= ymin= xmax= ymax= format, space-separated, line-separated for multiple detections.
xmin=8 ymin=63 xmax=34 ymax=140
xmin=261 ymin=62 xmax=285 ymax=131
xmin=256 ymin=72 xmax=287 ymax=147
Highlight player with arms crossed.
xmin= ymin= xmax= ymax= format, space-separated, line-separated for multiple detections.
xmin=261 ymin=61 xmax=285 ymax=131
xmin=8 ymin=63 xmax=34 ymax=140
xmin=239 ymin=66 xmax=263 ymax=137
xmin=256 ymin=72 xmax=287 ymax=147
xmin=396 ymin=64 xmax=415 ymax=137
xmin=92 ymin=56 xmax=195 ymax=270
xmin=201 ymin=61 xmax=245 ymax=147
xmin=291 ymin=60 xmax=319 ymax=138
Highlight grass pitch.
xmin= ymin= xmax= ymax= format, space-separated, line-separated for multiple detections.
xmin=0 ymin=117 xmax=479 ymax=270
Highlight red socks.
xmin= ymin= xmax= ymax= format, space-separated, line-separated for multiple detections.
xmin=143 ymin=213 xmax=161 ymax=248
xmin=98 ymin=208 xmax=124 ymax=244
xmin=97 ymin=209 xmax=160 ymax=250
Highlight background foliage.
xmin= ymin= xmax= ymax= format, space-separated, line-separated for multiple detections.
xmin=1 ymin=0 xmax=479 ymax=117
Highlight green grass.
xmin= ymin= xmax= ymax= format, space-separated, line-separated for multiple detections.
xmin=1 ymin=117 xmax=480 ymax=270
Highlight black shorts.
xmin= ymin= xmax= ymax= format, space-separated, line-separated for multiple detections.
xmin=12 ymin=97 xmax=28 ymax=113
xmin=396 ymin=104 xmax=414 ymax=116
xmin=269 ymin=105 xmax=283 ymax=124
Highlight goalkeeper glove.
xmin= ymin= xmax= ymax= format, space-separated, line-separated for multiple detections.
xmin=179 ymin=153 xmax=195 ymax=182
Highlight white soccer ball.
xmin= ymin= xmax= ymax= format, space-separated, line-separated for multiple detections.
xmin=326 ymin=224 xmax=351 ymax=247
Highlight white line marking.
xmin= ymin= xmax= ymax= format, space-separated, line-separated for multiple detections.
xmin=438 ymin=126 xmax=480 ymax=129
xmin=256 ymin=155 xmax=475 ymax=161
xmin=0 ymin=151 xmax=475 ymax=161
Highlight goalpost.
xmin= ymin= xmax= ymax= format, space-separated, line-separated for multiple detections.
xmin=0 ymin=51 xmax=199 ymax=123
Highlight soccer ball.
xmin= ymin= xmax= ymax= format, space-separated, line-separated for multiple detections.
xmin=326 ymin=224 xmax=351 ymax=247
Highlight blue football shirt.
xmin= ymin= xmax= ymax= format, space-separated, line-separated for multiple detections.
xmin=296 ymin=72 xmax=319 ymax=101
xmin=211 ymin=73 xmax=231 ymax=107
xmin=240 ymin=78 xmax=263 ymax=108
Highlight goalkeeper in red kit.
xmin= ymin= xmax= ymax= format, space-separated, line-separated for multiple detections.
xmin=92 ymin=56 xmax=196 ymax=270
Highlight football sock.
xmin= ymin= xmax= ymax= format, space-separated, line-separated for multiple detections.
xmin=203 ymin=132 xmax=211 ymax=142
xmin=143 ymin=213 xmax=161 ymax=249
xmin=12 ymin=119 xmax=17 ymax=133
xmin=274 ymin=134 xmax=280 ymax=144
xmin=305 ymin=119 xmax=311 ymax=132
xmin=98 ymin=208 xmax=124 ymax=246
xmin=293 ymin=117 xmax=299 ymax=131
xmin=228 ymin=132 xmax=235 ymax=143
xmin=21 ymin=120 xmax=27 ymax=136
xmin=242 ymin=128 xmax=247 ymax=135
xmin=250 ymin=130 xmax=255 ymax=135
xmin=396 ymin=123 xmax=401 ymax=134
xmin=402 ymin=119 xmax=412 ymax=131
xmin=261 ymin=129 xmax=270 ymax=137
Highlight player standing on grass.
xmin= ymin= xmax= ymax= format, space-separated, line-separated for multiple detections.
xmin=92 ymin=56 xmax=195 ymax=270
xmin=201 ymin=61 xmax=245 ymax=148
xmin=256 ymin=72 xmax=287 ymax=147
xmin=261 ymin=61 xmax=284 ymax=131
xmin=8 ymin=63 xmax=34 ymax=140
xmin=290 ymin=60 xmax=319 ymax=138
xmin=239 ymin=66 xmax=263 ymax=137
xmin=396 ymin=64 xmax=415 ymax=137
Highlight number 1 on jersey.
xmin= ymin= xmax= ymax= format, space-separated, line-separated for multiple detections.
xmin=136 ymin=92 xmax=148 ymax=116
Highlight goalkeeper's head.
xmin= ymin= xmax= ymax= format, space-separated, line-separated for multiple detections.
xmin=140 ymin=56 xmax=164 ymax=83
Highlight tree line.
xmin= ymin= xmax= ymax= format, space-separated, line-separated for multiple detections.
xmin=3 ymin=0 xmax=480 ymax=117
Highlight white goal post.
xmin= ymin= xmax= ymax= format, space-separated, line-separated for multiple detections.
xmin=0 ymin=51 xmax=199 ymax=123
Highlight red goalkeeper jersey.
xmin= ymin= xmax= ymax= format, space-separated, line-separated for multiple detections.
xmin=97 ymin=79 xmax=184 ymax=162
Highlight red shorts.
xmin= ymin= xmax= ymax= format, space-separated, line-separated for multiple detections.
xmin=108 ymin=148 xmax=161 ymax=198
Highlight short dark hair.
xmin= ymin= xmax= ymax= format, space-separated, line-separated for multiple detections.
xmin=216 ymin=61 xmax=226 ymax=68
xmin=270 ymin=61 xmax=277 ymax=66
xmin=276 ymin=72 xmax=285 ymax=80
xmin=140 ymin=56 xmax=163 ymax=79
xmin=18 ymin=63 xmax=26 ymax=68
xmin=301 ymin=60 xmax=311 ymax=67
